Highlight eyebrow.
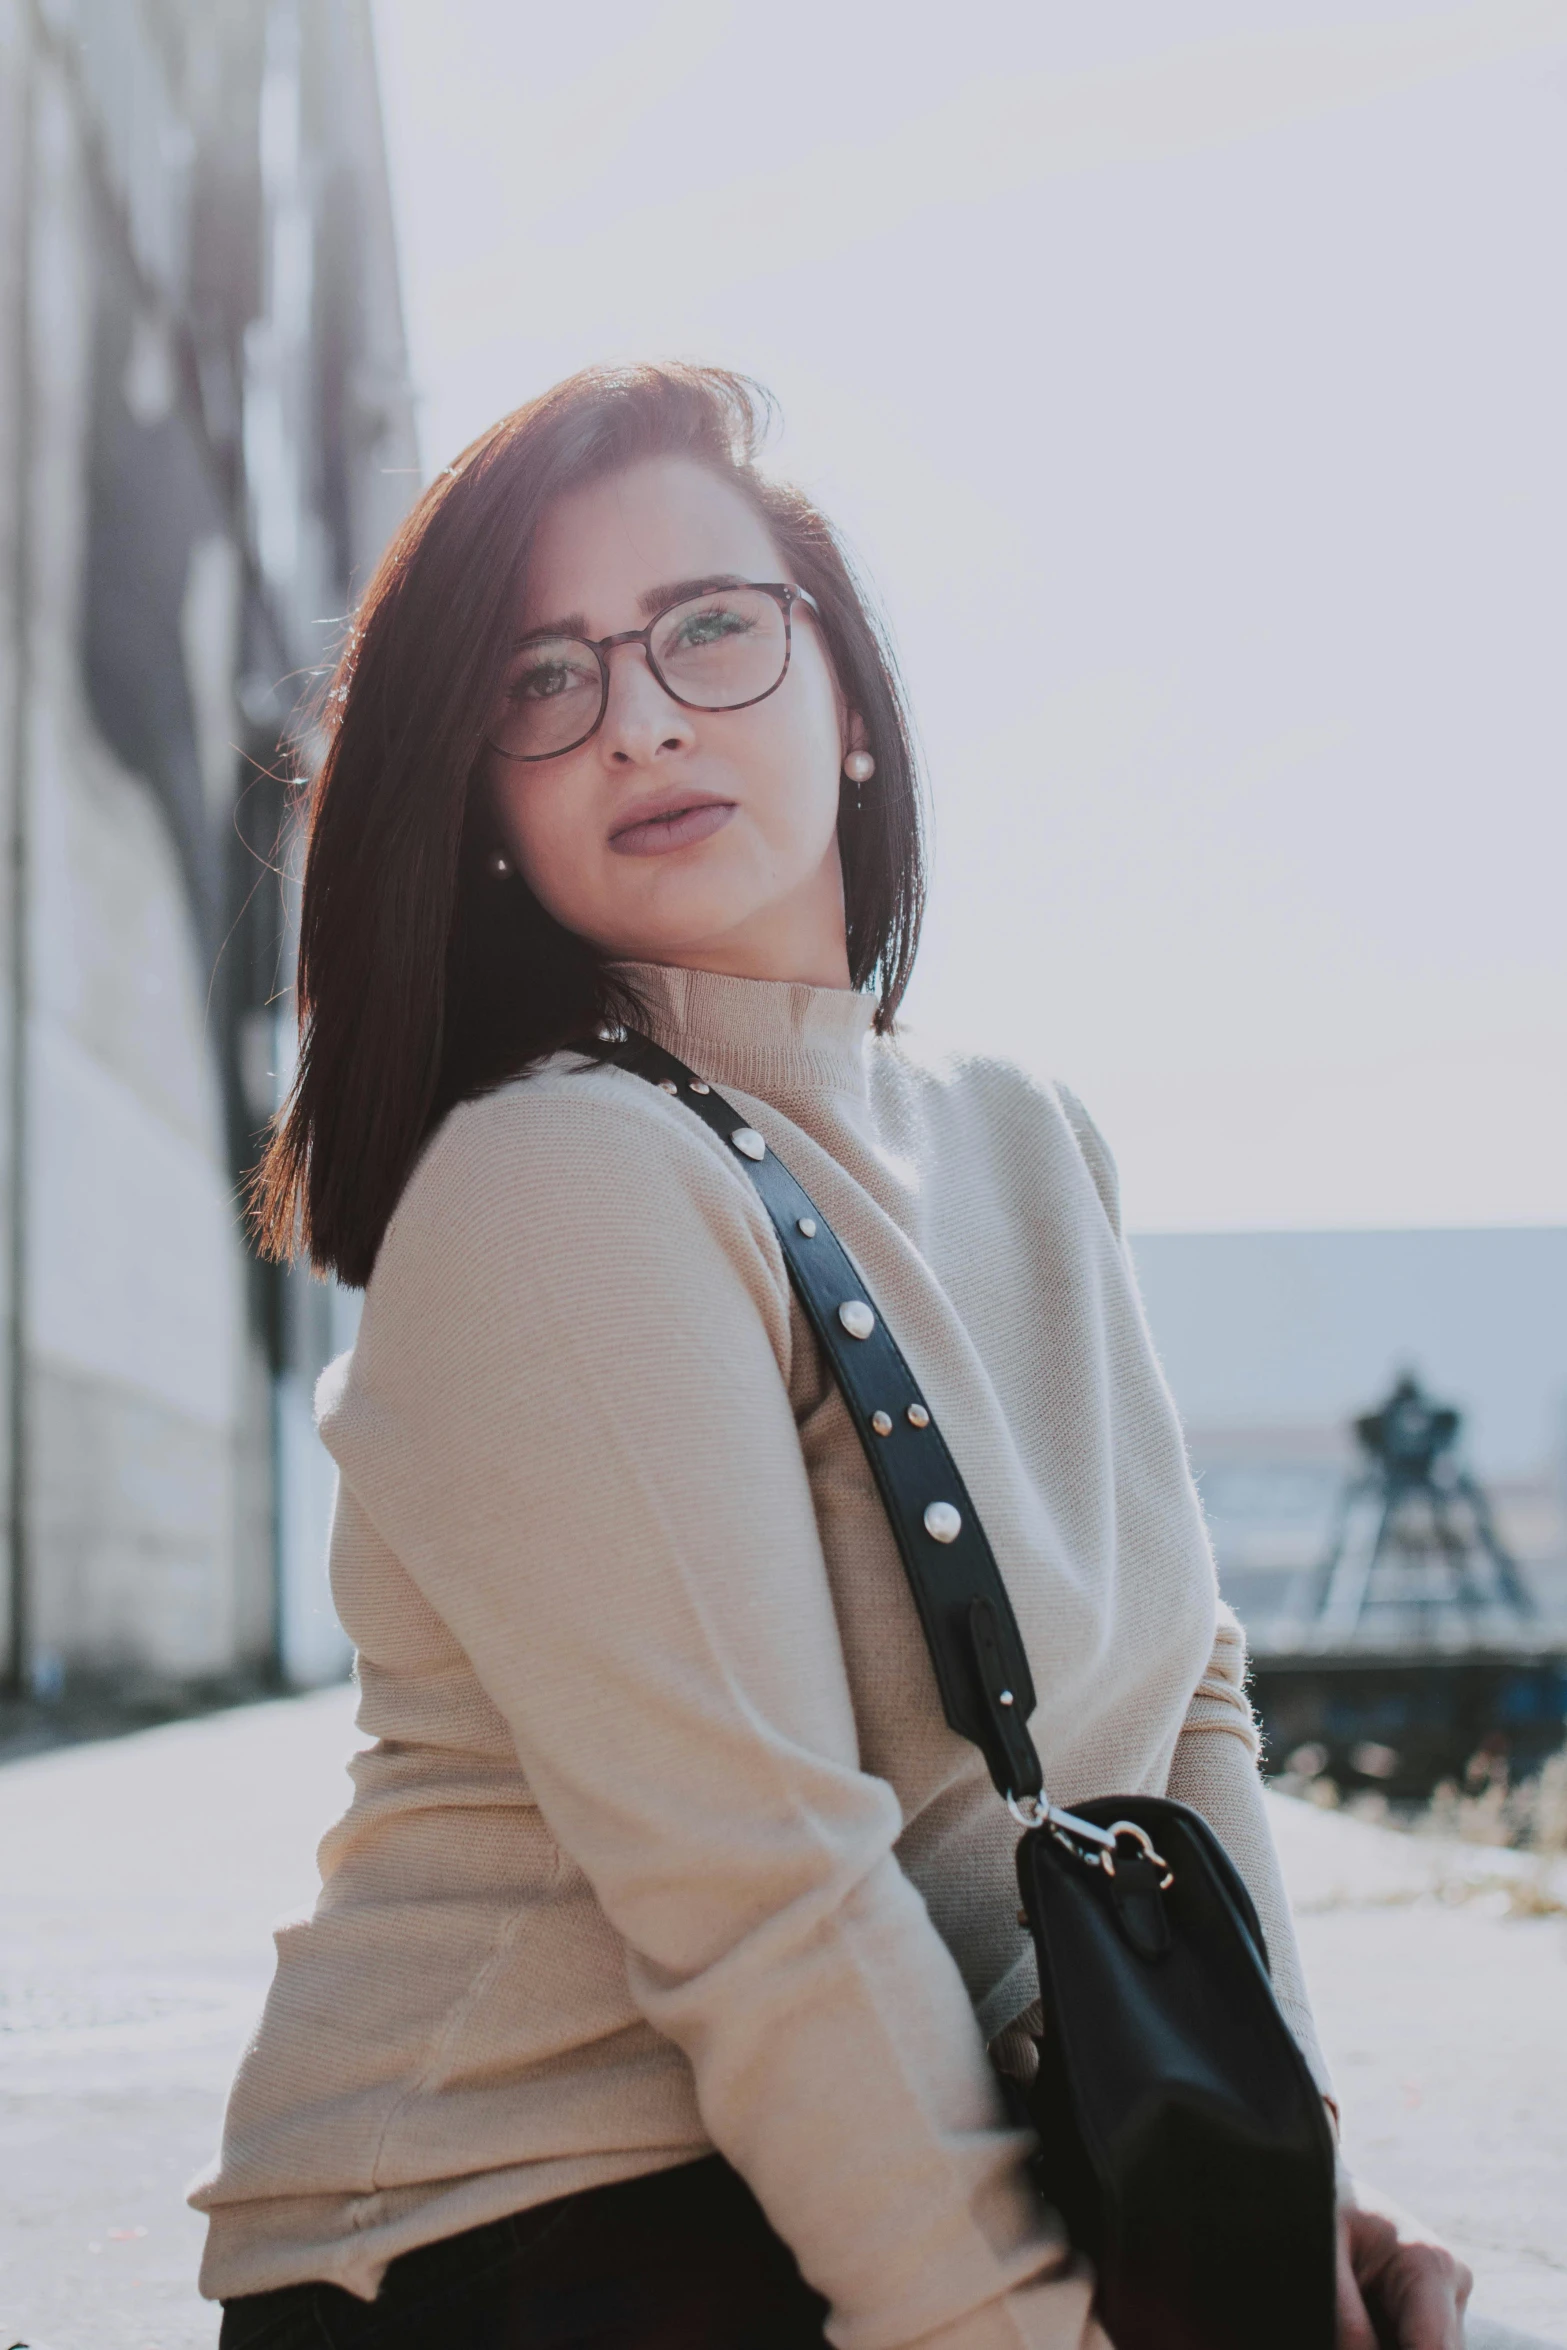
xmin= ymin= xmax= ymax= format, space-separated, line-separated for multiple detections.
xmin=636 ymin=572 xmax=750 ymax=618
xmin=517 ymin=574 xmax=754 ymax=645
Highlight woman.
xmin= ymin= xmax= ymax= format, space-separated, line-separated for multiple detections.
xmin=197 ymin=365 xmax=1472 ymax=2349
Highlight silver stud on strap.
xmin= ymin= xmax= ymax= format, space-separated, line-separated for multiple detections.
xmin=796 ymin=1217 xmax=817 ymax=1238
xmin=870 ymin=1410 xmax=893 ymax=1436
xmin=923 ymin=1500 xmax=962 ymax=1543
xmin=906 ymin=1403 xmax=930 ymax=1429
xmin=657 ymin=1079 xmax=678 ymax=1093
xmin=999 ymin=1689 xmax=1015 ymax=1707
xmin=838 ymin=1300 xmax=875 ymax=1340
xmin=689 ymin=1079 xmax=711 ymax=1095
xmin=730 ymin=1128 xmax=766 ymax=1161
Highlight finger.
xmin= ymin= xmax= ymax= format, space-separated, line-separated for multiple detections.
xmin=1345 ymin=2205 xmax=1401 ymax=2295
xmin=1337 ymin=2214 xmax=1382 ymax=2350
xmin=1376 ymin=2246 xmax=1469 ymax=2350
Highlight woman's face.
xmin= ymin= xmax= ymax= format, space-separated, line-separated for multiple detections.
xmin=481 ymin=455 xmax=859 ymax=987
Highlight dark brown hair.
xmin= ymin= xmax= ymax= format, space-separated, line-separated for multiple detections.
xmin=250 ymin=364 xmax=926 ymax=1288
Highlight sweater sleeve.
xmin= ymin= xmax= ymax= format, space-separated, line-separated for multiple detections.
xmin=1163 ymin=1605 xmax=1333 ymax=2099
xmin=1051 ymin=1082 xmax=1332 ymax=2100
xmin=323 ymin=1077 xmax=1108 ymax=2350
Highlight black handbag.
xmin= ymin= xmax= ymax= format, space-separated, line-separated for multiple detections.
xmin=614 ymin=1034 xmax=1338 ymax=2350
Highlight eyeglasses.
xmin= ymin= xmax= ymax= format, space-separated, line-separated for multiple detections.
xmin=485 ymin=580 xmax=821 ymax=763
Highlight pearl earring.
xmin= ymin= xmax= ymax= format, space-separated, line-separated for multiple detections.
xmin=843 ymin=749 xmax=875 ymax=785
xmin=486 ymin=847 xmax=513 ymax=879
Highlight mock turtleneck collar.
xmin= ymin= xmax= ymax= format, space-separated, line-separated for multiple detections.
xmin=607 ymin=961 xmax=876 ymax=1101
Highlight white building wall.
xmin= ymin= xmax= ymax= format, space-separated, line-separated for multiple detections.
xmin=0 ymin=0 xmax=28 ymax=1683
xmin=15 ymin=54 xmax=249 ymax=1692
xmin=0 ymin=1 xmax=415 ymax=1704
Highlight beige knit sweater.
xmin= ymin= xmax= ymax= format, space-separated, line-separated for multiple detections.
xmin=193 ymin=963 xmax=1327 ymax=2349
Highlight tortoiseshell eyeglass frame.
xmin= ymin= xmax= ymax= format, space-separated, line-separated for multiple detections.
xmin=486 ymin=582 xmax=822 ymax=763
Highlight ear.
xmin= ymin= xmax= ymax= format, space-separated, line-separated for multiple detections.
xmin=842 ymin=708 xmax=868 ymax=758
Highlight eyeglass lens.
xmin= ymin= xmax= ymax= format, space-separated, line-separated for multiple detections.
xmin=489 ymin=585 xmax=790 ymax=761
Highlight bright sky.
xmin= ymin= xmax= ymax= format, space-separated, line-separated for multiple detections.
xmin=371 ymin=0 xmax=1567 ymax=1233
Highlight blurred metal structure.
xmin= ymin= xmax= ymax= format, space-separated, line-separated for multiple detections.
xmin=1307 ymin=1374 xmax=1535 ymax=1642
xmin=1249 ymin=1376 xmax=1559 ymax=1801
xmin=0 ymin=0 xmax=415 ymax=1704
xmin=1133 ymin=1227 xmax=1567 ymax=1797
xmin=1132 ymin=1228 xmax=1567 ymax=1647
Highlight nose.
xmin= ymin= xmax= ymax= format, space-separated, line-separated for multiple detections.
xmin=597 ymin=641 xmax=696 ymax=765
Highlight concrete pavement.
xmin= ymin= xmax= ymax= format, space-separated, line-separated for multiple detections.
xmin=2 ymin=1688 xmax=1563 ymax=2350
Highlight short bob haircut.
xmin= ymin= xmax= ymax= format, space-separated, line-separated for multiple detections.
xmin=251 ymin=364 xmax=927 ymax=1290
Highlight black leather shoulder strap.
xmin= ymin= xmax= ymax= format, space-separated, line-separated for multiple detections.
xmin=609 ymin=1031 xmax=1044 ymax=1806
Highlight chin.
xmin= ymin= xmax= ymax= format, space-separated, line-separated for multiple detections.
xmin=593 ymin=874 xmax=777 ymax=963
xmin=604 ymin=918 xmax=757 ymax=967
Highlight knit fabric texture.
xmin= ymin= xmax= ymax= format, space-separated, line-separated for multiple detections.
xmin=191 ymin=963 xmax=1327 ymax=2350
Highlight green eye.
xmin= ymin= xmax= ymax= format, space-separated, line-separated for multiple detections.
xmin=673 ymin=605 xmax=753 ymax=649
xmin=511 ymin=652 xmax=594 ymax=703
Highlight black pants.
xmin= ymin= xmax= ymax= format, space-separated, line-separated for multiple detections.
xmin=217 ymin=2155 xmax=831 ymax=2349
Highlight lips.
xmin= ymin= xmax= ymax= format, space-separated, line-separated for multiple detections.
xmin=607 ymin=795 xmax=737 ymax=858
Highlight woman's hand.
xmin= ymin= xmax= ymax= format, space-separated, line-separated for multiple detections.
xmin=1336 ymin=2191 xmax=1474 ymax=2349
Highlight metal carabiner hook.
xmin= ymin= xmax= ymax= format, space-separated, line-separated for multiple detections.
xmin=1100 ymin=1820 xmax=1175 ymax=1890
